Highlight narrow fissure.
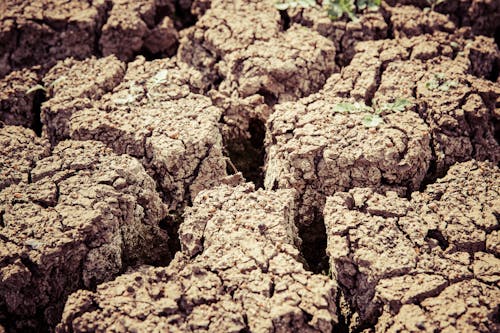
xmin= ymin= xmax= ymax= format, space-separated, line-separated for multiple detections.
xmin=278 ymin=9 xmax=291 ymax=31
xmin=333 ymin=289 xmax=351 ymax=333
xmin=224 ymin=118 xmax=266 ymax=189
xmin=298 ymin=213 xmax=329 ymax=274
xmin=159 ymin=212 xmax=182 ymax=260
xmin=31 ymin=88 xmax=45 ymax=137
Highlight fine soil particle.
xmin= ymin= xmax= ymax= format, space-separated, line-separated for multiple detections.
xmin=57 ymin=183 xmax=338 ymax=333
xmin=0 ymin=140 xmax=169 ymax=332
xmin=324 ymin=160 xmax=499 ymax=332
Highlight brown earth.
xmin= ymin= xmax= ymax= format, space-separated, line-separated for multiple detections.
xmin=0 ymin=0 xmax=499 ymax=332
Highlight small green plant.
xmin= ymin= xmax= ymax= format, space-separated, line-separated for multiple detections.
xmin=26 ymin=76 xmax=66 ymax=95
xmin=332 ymin=98 xmax=412 ymax=128
xmin=425 ymin=73 xmax=458 ymax=92
xmin=275 ymin=0 xmax=380 ymax=21
xmin=274 ymin=0 xmax=317 ymax=10
xmin=426 ymin=0 xmax=447 ymax=11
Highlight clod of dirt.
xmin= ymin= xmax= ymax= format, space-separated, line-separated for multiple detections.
xmin=218 ymin=25 xmax=337 ymax=104
xmin=0 ymin=68 xmax=40 ymax=128
xmin=324 ymin=160 xmax=499 ymax=332
xmin=44 ymin=56 xmax=227 ymax=211
xmin=41 ymin=56 xmax=126 ymax=144
xmin=178 ymin=4 xmax=282 ymax=82
xmin=0 ymin=140 xmax=168 ymax=332
xmin=99 ymin=0 xmax=179 ymax=60
xmin=0 ymin=0 xmax=108 ymax=78
xmin=58 ymin=183 xmax=338 ymax=333
xmin=322 ymin=33 xmax=499 ymax=178
xmin=265 ymin=94 xmax=431 ymax=224
xmin=0 ymin=125 xmax=50 ymax=191
xmin=388 ymin=5 xmax=455 ymax=38
xmin=288 ymin=6 xmax=388 ymax=66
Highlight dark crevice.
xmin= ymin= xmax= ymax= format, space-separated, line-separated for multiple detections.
xmin=425 ymin=229 xmax=449 ymax=250
xmin=279 ymin=9 xmax=291 ymax=31
xmin=298 ymin=213 xmax=329 ymax=274
xmin=159 ymin=213 xmax=182 ymax=260
xmin=333 ymin=289 xmax=351 ymax=333
xmin=224 ymin=118 xmax=266 ymax=189
xmin=31 ymin=89 xmax=45 ymax=137
xmin=0 ymin=211 xmax=4 ymax=228
xmin=257 ymin=88 xmax=278 ymax=107
xmin=486 ymin=58 xmax=499 ymax=83
xmin=173 ymin=0 xmax=197 ymax=30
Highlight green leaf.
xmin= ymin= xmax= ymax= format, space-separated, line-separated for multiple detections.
xmin=26 ymin=84 xmax=47 ymax=94
xmin=275 ymin=2 xmax=291 ymax=10
xmin=332 ymin=101 xmax=371 ymax=114
xmin=382 ymin=98 xmax=411 ymax=113
xmin=362 ymin=114 xmax=383 ymax=127
xmin=426 ymin=79 xmax=439 ymax=91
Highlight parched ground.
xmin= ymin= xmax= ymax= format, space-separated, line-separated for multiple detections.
xmin=0 ymin=0 xmax=499 ymax=332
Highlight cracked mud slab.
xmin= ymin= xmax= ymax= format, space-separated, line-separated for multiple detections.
xmin=0 ymin=125 xmax=50 ymax=191
xmin=41 ymin=55 xmax=227 ymax=212
xmin=57 ymin=183 xmax=338 ymax=333
xmin=0 ymin=68 xmax=40 ymax=127
xmin=0 ymin=140 xmax=168 ymax=331
xmin=324 ymin=160 xmax=499 ymax=332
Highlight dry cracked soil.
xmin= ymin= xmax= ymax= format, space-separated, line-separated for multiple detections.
xmin=0 ymin=0 xmax=499 ymax=332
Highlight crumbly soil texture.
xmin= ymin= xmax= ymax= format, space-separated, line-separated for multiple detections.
xmin=0 ymin=1 xmax=499 ymax=332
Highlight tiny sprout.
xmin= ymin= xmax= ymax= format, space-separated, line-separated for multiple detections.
xmin=332 ymin=101 xmax=370 ymax=114
xmin=378 ymin=98 xmax=412 ymax=114
xmin=426 ymin=0 xmax=447 ymax=11
xmin=450 ymin=41 xmax=459 ymax=49
xmin=26 ymin=84 xmax=47 ymax=95
xmin=425 ymin=73 xmax=458 ymax=92
xmin=362 ymin=114 xmax=383 ymax=127
xmin=274 ymin=0 xmax=317 ymax=10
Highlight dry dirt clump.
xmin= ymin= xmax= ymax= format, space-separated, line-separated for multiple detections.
xmin=321 ymin=33 xmax=499 ymax=176
xmin=58 ymin=183 xmax=338 ymax=333
xmin=0 ymin=140 xmax=169 ymax=332
xmin=0 ymin=0 xmax=108 ymax=78
xmin=0 ymin=125 xmax=50 ymax=191
xmin=41 ymin=56 xmax=126 ymax=144
xmin=42 ymin=56 xmax=227 ymax=211
xmin=0 ymin=68 xmax=40 ymax=128
xmin=265 ymin=92 xmax=432 ymax=224
xmin=287 ymin=6 xmax=388 ymax=66
xmin=388 ymin=5 xmax=455 ymax=38
xmin=324 ymin=160 xmax=500 ymax=332
xmin=100 ymin=0 xmax=179 ymax=61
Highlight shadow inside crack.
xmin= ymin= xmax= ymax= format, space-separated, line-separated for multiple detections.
xmin=225 ymin=118 xmax=266 ymax=189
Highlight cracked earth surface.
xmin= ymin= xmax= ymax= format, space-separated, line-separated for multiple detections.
xmin=0 ymin=0 xmax=499 ymax=332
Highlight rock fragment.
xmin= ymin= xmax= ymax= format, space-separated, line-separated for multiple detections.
xmin=57 ymin=184 xmax=338 ymax=333
xmin=0 ymin=140 xmax=168 ymax=331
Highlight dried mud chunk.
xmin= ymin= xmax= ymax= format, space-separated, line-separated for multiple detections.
xmin=289 ymin=7 xmax=387 ymax=65
xmin=0 ymin=0 xmax=107 ymax=77
xmin=100 ymin=0 xmax=178 ymax=60
xmin=58 ymin=184 xmax=338 ymax=333
xmin=389 ymin=5 xmax=455 ymax=38
xmin=414 ymin=60 xmax=499 ymax=174
xmin=0 ymin=126 xmax=50 ymax=191
xmin=70 ymin=95 xmax=226 ymax=211
xmin=0 ymin=140 xmax=168 ymax=331
xmin=265 ymin=97 xmax=431 ymax=223
xmin=178 ymin=6 xmax=281 ymax=80
xmin=377 ymin=280 xmax=500 ymax=333
xmin=41 ymin=56 xmax=126 ymax=144
xmin=324 ymin=160 xmax=499 ymax=330
xmin=219 ymin=25 xmax=337 ymax=103
xmin=0 ymin=68 xmax=39 ymax=127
